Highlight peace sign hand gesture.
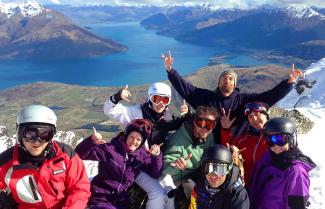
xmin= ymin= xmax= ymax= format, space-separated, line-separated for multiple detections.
xmin=162 ymin=50 xmax=174 ymax=72
xmin=120 ymin=85 xmax=131 ymax=102
xmin=220 ymin=108 xmax=236 ymax=129
xmin=288 ymin=63 xmax=303 ymax=84
xmin=170 ymin=154 xmax=193 ymax=170
xmin=92 ymin=127 xmax=106 ymax=145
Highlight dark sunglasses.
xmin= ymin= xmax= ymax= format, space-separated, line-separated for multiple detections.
xmin=266 ymin=134 xmax=288 ymax=147
xmin=244 ymin=102 xmax=267 ymax=115
xmin=150 ymin=95 xmax=171 ymax=106
xmin=22 ymin=126 xmax=53 ymax=143
xmin=195 ymin=117 xmax=216 ymax=130
xmin=204 ymin=162 xmax=231 ymax=176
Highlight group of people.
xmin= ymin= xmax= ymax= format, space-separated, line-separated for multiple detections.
xmin=0 ymin=51 xmax=316 ymax=209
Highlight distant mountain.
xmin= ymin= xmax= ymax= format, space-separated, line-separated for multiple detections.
xmin=0 ymin=0 xmax=127 ymax=59
xmin=48 ymin=5 xmax=165 ymax=24
xmin=141 ymin=6 xmax=325 ymax=63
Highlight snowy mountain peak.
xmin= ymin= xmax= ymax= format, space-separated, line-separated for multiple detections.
xmin=284 ymin=5 xmax=325 ymax=20
xmin=0 ymin=0 xmax=43 ymax=18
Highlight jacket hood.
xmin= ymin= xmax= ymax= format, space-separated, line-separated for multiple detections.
xmin=270 ymin=146 xmax=317 ymax=171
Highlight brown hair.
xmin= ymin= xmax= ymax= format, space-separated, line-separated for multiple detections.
xmin=195 ymin=105 xmax=218 ymax=120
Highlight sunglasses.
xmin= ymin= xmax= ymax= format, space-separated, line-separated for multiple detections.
xmin=204 ymin=162 xmax=231 ymax=176
xmin=244 ymin=102 xmax=267 ymax=116
xmin=195 ymin=117 xmax=216 ymax=130
xmin=150 ymin=95 xmax=171 ymax=106
xmin=266 ymin=134 xmax=288 ymax=147
xmin=22 ymin=126 xmax=53 ymax=143
xmin=129 ymin=119 xmax=152 ymax=138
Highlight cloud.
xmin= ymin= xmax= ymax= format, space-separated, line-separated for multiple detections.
xmin=35 ymin=0 xmax=325 ymax=8
xmin=50 ymin=0 xmax=60 ymax=4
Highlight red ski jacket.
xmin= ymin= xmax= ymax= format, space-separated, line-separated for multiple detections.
xmin=0 ymin=141 xmax=91 ymax=209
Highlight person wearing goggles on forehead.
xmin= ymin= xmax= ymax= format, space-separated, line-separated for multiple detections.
xmin=103 ymin=82 xmax=191 ymax=209
xmin=163 ymin=50 xmax=303 ymax=140
xmin=250 ymin=117 xmax=316 ymax=209
xmin=0 ymin=105 xmax=90 ymax=209
xmin=149 ymin=106 xmax=217 ymax=209
xmin=75 ymin=119 xmax=163 ymax=209
xmin=188 ymin=145 xmax=249 ymax=209
xmin=220 ymin=102 xmax=269 ymax=187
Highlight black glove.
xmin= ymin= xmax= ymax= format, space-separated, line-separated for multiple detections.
xmin=0 ymin=191 xmax=18 ymax=209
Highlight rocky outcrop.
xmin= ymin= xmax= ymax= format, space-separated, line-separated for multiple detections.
xmin=269 ymin=106 xmax=314 ymax=134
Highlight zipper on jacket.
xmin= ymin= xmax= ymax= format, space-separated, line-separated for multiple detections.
xmin=253 ymin=134 xmax=263 ymax=163
xmin=117 ymin=153 xmax=127 ymax=193
xmin=28 ymin=176 xmax=39 ymax=201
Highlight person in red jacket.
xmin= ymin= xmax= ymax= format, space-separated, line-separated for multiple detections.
xmin=221 ymin=102 xmax=269 ymax=187
xmin=0 ymin=105 xmax=90 ymax=209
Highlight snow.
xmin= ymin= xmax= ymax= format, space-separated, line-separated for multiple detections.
xmin=0 ymin=58 xmax=324 ymax=207
xmin=284 ymin=5 xmax=325 ymax=20
xmin=0 ymin=0 xmax=43 ymax=18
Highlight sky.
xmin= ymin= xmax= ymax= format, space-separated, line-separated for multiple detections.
xmin=2 ymin=0 xmax=325 ymax=8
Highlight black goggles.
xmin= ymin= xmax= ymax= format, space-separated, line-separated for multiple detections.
xmin=21 ymin=125 xmax=54 ymax=143
xmin=204 ymin=162 xmax=232 ymax=176
xmin=266 ymin=134 xmax=288 ymax=147
xmin=244 ymin=102 xmax=267 ymax=116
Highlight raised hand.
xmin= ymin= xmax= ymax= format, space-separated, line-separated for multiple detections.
xmin=179 ymin=99 xmax=189 ymax=116
xmin=170 ymin=153 xmax=192 ymax=170
xmin=120 ymin=85 xmax=131 ymax=102
xmin=162 ymin=50 xmax=174 ymax=72
xmin=148 ymin=143 xmax=163 ymax=156
xmin=92 ymin=127 xmax=105 ymax=145
xmin=220 ymin=108 xmax=236 ymax=129
xmin=288 ymin=63 xmax=303 ymax=84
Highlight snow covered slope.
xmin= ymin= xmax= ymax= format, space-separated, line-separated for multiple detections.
xmin=0 ymin=0 xmax=43 ymax=18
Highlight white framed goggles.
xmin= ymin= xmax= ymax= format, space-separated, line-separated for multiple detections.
xmin=149 ymin=94 xmax=171 ymax=106
xmin=204 ymin=162 xmax=232 ymax=176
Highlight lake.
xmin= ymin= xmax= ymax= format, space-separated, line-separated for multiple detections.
xmin=0 ymin=22 xmax=271 ymax=90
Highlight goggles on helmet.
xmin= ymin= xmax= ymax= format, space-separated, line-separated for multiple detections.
xmin=266 ymin=133 xmax=288 ymax=147
xmin=21 ymin=125 xmax=53 ymax=143
xmin=244 ymin=102 xmax=267 ymax=116
xmin=128 ymin=119 xmax=152 ymax=139
xmin=195 ymin=117 xmax=216 ymax=131
xmin=204 ymin=162 xmax=231 ymax=176
xmin=150 ymin=95 xmax=171 ymax=106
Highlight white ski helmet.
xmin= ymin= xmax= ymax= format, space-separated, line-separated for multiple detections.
xmin=148 ymin=82 xmax=172 ymax=98
xmin=17 ymin=105 xmax=57 ymax=127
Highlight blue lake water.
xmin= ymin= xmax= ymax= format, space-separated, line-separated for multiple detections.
xmin=0 ymin=22 xmax=271 ymax=90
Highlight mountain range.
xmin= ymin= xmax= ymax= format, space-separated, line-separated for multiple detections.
xmin=140 ymin=5 xmax=325 ymax=65
xmin=0 ymin=0 xmax=127 ymax=59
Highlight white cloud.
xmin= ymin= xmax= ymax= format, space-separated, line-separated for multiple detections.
xmin=10 ymin=0 xmax=325 ymax=8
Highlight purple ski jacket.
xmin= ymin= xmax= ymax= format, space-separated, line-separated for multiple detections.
xmin=75 ymin=134 xmax=163 ymax=208
xmin=249 ymin=149 xmax=316 ymax=209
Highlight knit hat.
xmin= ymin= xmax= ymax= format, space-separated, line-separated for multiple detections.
xmin=218 ymin=69 xmax=238 ymax=87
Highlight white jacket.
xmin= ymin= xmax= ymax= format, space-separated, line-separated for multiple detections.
xmin=103 ymin=97 xmax=143 ymax=127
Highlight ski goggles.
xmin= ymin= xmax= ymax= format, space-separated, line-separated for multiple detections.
xmin=204 ymin=162 xmax=231 ymax=176
xmin=150 ymin=95 xmax=171 ymax=106
xmin=128 ymin=119 xmax=152 ymax=139
xmin=266 ymin=134 xmax=288 ymax=147
xmin=195 ymin=117 xmax=216 ymax=130
xmin=244 ymin=102 xmax=267 ymax=116
xmin=22 ymin=125 xmax=54 ymax=143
